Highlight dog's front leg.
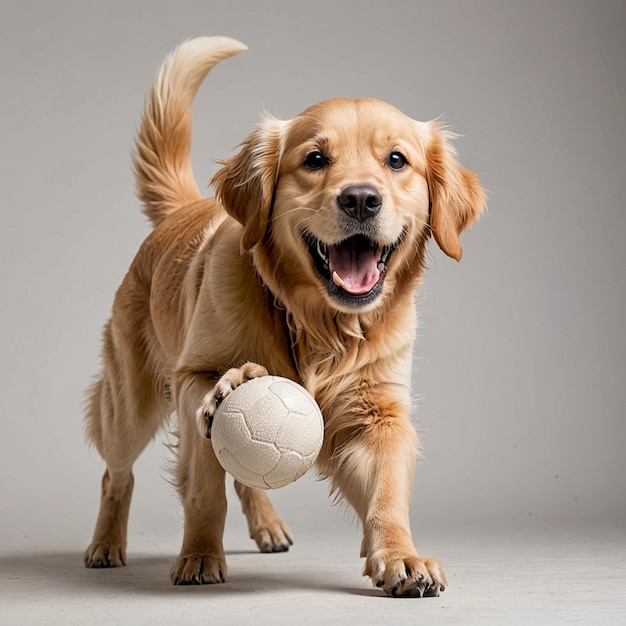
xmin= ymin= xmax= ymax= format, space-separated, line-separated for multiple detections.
xmin=171 ymin=363 xmax=291 ymax=582
xmin=169 ymin=365 xmax=267 ymax=583
xmin=327 ymin=390 xmax=447 ymax=597
xmin=194 ymin=362 xmax=270 ymax=438
xmin=169 ymin=368 xmax=236 ymax=584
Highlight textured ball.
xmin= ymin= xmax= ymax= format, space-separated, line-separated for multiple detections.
xmin=211 ymin=376 xmax=324 ymax=489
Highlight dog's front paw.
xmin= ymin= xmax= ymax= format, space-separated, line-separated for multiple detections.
xmin=170 ymin=553 xmax=227 ymax=585
xmin=365 ymin=554 xmax=447 ymax=598
xmin=196 ymin=363 xmax=269 ymax=438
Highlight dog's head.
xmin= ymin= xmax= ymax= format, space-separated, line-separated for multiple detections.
xmin=213 ymin=98 xmax=485 ymax=313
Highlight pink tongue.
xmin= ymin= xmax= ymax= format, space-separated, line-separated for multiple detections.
xmin=329 ymin=240 xmax=381 ymax=295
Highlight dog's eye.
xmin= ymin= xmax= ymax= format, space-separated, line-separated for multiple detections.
xmin=387 ymin=151 xmax=407 ymax=171
xmin=304 ymin=151 xmax=329 ymax=170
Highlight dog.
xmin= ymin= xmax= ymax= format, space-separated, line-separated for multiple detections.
xmin=83 ymin=36 xmax=485 ymax=597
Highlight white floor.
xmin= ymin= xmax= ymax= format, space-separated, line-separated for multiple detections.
xmin=2 ymin=521 xmax=625 ymax=625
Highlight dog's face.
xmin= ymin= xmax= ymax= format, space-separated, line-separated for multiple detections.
xmin=273 ymin=99 xmax=431 ymax=311
xmin=213 ymin=97 xmax=485 ymax=313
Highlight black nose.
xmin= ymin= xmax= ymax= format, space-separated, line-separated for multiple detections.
xmin=337 ymin=185 xmax=382 ymax=222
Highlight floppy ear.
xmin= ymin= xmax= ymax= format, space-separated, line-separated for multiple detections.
xmin=212 ymin=117 xmax=288 ymax=252
xmin=424 ymin=123 xmax=486 ymax=261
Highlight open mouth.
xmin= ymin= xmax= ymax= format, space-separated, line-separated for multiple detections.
xmin=303 ymin=232 xmax=401 ymax=307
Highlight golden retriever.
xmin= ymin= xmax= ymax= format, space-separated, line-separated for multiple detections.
xmin=83 ymin=36 xmax=485 ymax=597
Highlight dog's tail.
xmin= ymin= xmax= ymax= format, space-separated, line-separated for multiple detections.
xmin=133 ymin=37 xmax=247 ymax=227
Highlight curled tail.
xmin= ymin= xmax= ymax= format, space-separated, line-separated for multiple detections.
xmin=133 ymin=36 xmax=247 ymax=227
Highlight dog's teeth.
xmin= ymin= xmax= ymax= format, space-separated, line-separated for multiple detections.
xmin=317 ymin=240 xmax=327 ymax=261
xmin=332 ymin=271 xmax=345 ymax=288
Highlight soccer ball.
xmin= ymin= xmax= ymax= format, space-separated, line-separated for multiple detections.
xmin=211 ymin=376 xmax=324 ymax=489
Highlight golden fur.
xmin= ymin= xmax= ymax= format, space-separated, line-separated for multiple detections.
xmin=83 ymin=36 xmax=485 ymax=597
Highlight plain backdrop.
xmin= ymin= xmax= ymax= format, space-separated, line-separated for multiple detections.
xmin=1 ymin=0 xmax=624 ymax=574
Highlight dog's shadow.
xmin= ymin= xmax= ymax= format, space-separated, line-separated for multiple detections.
xmin=0 ymin=549 xmax=378 ymax=598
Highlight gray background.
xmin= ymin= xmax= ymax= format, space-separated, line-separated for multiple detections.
xmin=1 ymin=0 xmax=625 ymax=621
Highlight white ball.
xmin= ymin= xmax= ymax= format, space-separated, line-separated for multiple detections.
xmin=211 ymin=376 xmax=324 ymax=489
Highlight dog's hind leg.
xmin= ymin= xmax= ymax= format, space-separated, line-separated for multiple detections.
xmin=83 ymin=320 xmax=168 ymax=568
xmin=235 ymin=481 xmax=293 ymax=553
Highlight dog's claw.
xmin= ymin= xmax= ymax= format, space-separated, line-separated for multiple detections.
xmin=366 ymin=555 xmax=446 ymax=598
